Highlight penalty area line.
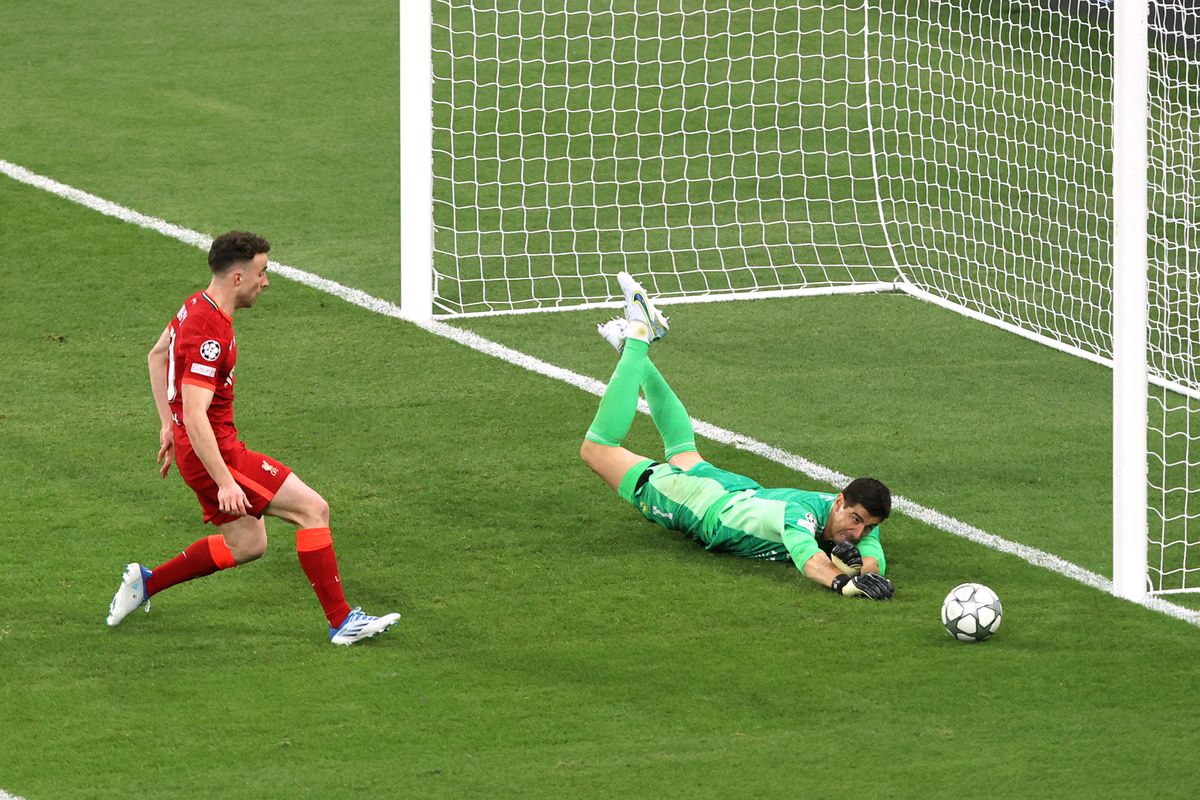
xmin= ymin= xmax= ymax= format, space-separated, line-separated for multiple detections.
xmin=3 ymin=157 xmax=1198 ymax=628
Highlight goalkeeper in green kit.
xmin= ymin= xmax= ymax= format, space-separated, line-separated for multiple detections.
xmin=579 ymin=272 xmax=894 ymax=600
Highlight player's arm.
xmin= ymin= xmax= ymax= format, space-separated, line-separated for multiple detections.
xmin=148 ymin=325 xmax=175 ymax=477
xmin=796 ymin=552 xmax=887 ymax=598
xmin=784 ymin=527 xmax=893 ymax=600
xmin=802 ymin=551 xmax=848 ymax=588
xmin=827 ymin=530 xmax=889 ymax=596
xmin=180 ymin=382 xmax=249 ymax=516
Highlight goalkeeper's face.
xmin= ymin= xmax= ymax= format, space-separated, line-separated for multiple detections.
xmin=826 ymin=496 xmax=882 ymax=545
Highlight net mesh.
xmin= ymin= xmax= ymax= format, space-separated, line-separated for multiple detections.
xmin=874 ymin=2 xmax=1111 ymax=356
xmin=1148 ymin=2 xmax=1200 ymax=592
xmin=431 ymin=1 xmax=899 ymax=315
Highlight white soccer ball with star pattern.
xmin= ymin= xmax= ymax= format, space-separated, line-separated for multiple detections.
xmin=940 ymin=583 xmax=1003 ymax=642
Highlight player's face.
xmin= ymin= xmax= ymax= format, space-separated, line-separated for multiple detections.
xmin=825 ymin=495 xmax=881 ymax=545
xmin=234 ymin=253 xmax=271 ymax=308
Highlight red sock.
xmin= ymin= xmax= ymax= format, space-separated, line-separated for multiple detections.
xmin=296 ymin=527 xmax=352 ymax=628
xmin=145 ymin=534 xmax=237 ymax=598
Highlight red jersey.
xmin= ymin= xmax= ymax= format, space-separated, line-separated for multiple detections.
xmin=166 ymin=291 xmax=238 ymax=448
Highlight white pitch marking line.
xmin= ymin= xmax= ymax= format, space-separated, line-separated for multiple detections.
xmin=3 ymin=157 xmax=1198 ymax=627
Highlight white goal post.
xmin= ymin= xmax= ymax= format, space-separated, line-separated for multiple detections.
xmin=401 ymin=1 xmax=1200 ymax=600
xmin=1111 ymin=0 xmax=1148 ymax=601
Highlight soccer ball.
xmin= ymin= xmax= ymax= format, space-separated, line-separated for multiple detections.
xmin=940 ymin=583 xmax=1003 ymax=642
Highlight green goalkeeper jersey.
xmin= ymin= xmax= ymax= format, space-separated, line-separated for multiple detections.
xmin=623 ymin=460 xmax=886 ymax=574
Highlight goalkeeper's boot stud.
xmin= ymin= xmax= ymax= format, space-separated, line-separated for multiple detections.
xmin=597 ymin=317 xmax=628 ymax=352
xmin=329 ymin=607 xmax=401 ymax=646
xmin=616 ymin=271 xmax=670 ymax=343
xmin=106 ymin=563 xmax=152 ymax=626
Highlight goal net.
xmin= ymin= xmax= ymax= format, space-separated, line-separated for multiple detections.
xmin=429 ymin=1 xmax=900 ymax=315
xmin=875 ymin=2 xmax=1111 ymax=358
xmin=1147 ymin=2 xmax=1200 ymax=593
xmin=411 ymin=0 xmax=1200 ymax=595
xmin=874 ymin=1 xmax=1200 ymax=594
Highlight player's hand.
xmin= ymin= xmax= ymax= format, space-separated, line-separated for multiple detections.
xmin=217 ymin=481 xmax=249 ymax=517
xmin=156 ymin=426 xmax=175 ymax=478
xmin=831 ymin=542 xmax=863 ymax=576
xmin=831 ymin=573 xmax=894 ymax=600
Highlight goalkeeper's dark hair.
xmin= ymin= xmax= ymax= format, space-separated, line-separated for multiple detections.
xmin=843 ymin=477 xmax=891 ymax=521
xmin=208 ymin=231 xmax=270 ymax=274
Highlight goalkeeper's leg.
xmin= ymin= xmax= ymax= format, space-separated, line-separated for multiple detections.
xmin=642 ymin=362 xmax=702 ymax=470
xmin=581 ymin=337 xmax=656 ymax=493
xmin=595 ymin=316 xmax=702 ymax=469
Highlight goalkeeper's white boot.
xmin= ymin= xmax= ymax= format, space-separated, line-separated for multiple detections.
xmin=329 ymin=607 xmax=401 ymax=646
xmin=106 ymin=563 xmax=152 ymax=626
xmin=597 ymin=317 xmax=627 ymax=352
xmin=616 ymin=271 xmax=669 ymax=343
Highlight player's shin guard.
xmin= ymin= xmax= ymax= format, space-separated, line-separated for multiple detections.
xmin=144 ymin=534 xmax=237 ymax=598
xmin=585 ymin=338 xmax=650 ymax=447
xmin=296 ymin=527 xmax=353 ymax=629
xmin=642 ymin=363 xmax=696 ymax=458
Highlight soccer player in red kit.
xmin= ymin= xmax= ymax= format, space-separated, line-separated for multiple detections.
xmin=107 ymin=231 xmax=399 ymax=645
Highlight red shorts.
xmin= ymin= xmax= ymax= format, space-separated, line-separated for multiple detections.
xmin=175 ymin=437 xmax=292 ymax=526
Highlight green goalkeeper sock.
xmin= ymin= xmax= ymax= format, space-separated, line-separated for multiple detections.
xmin=642 ymin=362 xmax=697 ymax=458
xmin=585 ymin=338 xmax=650 ymax=447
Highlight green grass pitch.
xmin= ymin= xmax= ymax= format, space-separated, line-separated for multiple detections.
xmin=3 ymin=2 xmax=1200 ymax=798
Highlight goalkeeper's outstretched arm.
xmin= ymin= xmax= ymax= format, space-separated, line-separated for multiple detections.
xmin=802 ymin=552 xmax=893 ymax=600
xmin=802 ymin=552 xmax=845 ymax=588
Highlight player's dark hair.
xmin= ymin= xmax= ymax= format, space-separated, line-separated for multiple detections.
xmin=208 ymin=231 xmax=270 ymax=274
xmin=843 ymin=477 xmax=891 ymax=521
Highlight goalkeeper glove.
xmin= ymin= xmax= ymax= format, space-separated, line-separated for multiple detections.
xmin=831 ymin=573 xmax=894 ymax=600
xmin=830 ymin=542 xmax=863 ymax=576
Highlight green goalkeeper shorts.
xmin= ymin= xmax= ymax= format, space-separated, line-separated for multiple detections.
xmin=619 ymin=459 xmax=786 ymax=559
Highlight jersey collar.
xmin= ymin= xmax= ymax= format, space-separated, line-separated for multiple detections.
xmin=200 ymin=292 xmax=234 ymax=324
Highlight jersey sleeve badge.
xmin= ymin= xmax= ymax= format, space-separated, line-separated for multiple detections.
xmin=794 ymin=512 xmax=817 ymax=534
xmin=199 ymin=340 xmax=222 ymax=361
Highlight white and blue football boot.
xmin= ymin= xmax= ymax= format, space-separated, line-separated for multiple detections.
xmin=616 ymin=271 xmax=669 ymax=343
xmin=329 ymin=607 xmax=401 ymax=646
xmin=106 ymin=563 xmax=152 ymax=626
xmin=597 ymin=317 xmax=628 ymax=352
